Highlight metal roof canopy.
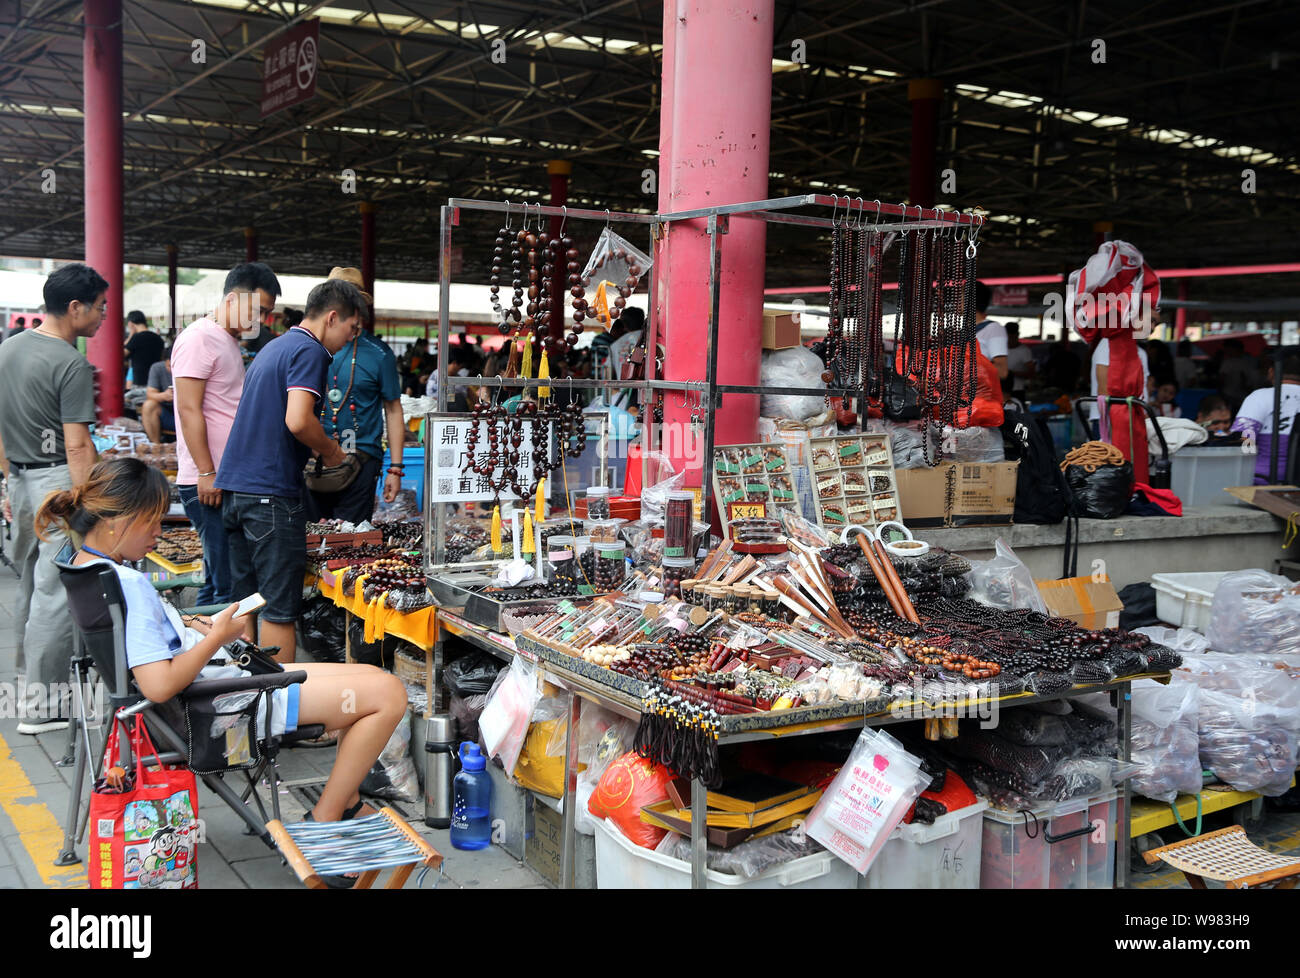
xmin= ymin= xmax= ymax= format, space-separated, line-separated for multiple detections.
xmin=1 ymin=0 xmax=1297 ymax=303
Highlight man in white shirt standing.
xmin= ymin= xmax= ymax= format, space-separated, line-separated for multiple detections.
xmin=973 ymin=282 xmax=1008 ymax=382
xmin=1004 ymin=322 xmax=1036 ymax=399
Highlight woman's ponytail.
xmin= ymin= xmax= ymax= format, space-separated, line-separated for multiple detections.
xmin=33 ymin=458 xmax=169 ymax=542
xmin=35 ymin=487 xmax=81 ymax=541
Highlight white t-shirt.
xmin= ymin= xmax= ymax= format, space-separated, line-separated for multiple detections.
xmin=1006 ymin=344 xmax=1034 ymax=393
xmin=1089 ymin=338 xmax=1150 ymax=419
xmin=607 ymin=329 xmax=643 ymax=375
xmin=976 ymin=320 xmax=1008 ymax=361
xmin=1234 ymin=383 xmax=1300 ymax=436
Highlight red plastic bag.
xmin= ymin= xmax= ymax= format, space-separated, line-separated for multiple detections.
xmin=587 ymin=751 xmax=675 ymax=849
xmin=89 ymin=714 xmax=200 ymax=889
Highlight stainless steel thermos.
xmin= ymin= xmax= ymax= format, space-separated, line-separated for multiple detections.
xmin=423 ymin=714 xmax=456 ymax=829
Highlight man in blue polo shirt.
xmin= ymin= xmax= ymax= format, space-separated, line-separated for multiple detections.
xmin=216 ymin=278 xmax=366 ymax=661
xmin=307 ymin=267 xmax=406 ymax=523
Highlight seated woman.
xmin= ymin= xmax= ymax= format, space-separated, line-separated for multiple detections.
xmin=37 ymin=458 xmax=409 ymax=835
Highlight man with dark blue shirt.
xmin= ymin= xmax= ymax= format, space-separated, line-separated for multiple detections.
xmin=216 ymin=278 xmax=366 ymax=661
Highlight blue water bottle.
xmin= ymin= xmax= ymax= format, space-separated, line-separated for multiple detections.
xmin=451 ymin=742 xmax=492 ymax=851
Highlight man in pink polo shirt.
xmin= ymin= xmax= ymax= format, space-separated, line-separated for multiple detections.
xmin=171 ymin=262 xmax=281 ymax=603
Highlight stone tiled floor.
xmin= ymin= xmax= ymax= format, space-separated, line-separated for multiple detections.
xmin=0 ymin=554 xmax=548 ymax=890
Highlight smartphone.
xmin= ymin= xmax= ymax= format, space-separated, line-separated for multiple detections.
xmin=234 ymin=592 xmax=266 ymax=618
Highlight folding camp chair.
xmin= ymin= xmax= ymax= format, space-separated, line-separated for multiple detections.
xmin=52 ymin=556 xmax=326 ymax=867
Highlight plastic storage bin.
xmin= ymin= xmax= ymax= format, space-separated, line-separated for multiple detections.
xmin=860 ymin=800 xmax=988 ymax=889
xmin=1170 ymin=445 xmax=1257 ymax=506
xmin=1151 ymin=570 xmax=1231 ymax=633
xmin=380 ymin=445 xmax=425 ymax=511
xmin=980 ymin=790 xmax=1118 ymax=889
xmin=593 ymin=818 xmax=858 ymax=890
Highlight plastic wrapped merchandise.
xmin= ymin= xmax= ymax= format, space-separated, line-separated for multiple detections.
xmin=478 ymin=654 xmax=542 ymax=776
xmin=1136 ymin=625 xmax=1210 ymax=657
xmin=656 ymin=828 xmax=827 ymax=878
xmin=360 ymin=717 xmax=422 ymax=803
xmin=964 ymin=539 xmax=1049 ymax=614
xmin=443 ymin=651 xmax=503 ymax=698
xmin=804 ymin=727 xmax=931 ymax=873
xmin=1197 ymin=687 xmax=1298 ymax=796
xmin=1206 ymin=569 xmax=1300 ymax=657
xmin=299 ymin=596 xmax=346 ymax=663
xmin=759 ymin=346 xmax=828 ymax=422
xmin=639 ymin=468 xmax=687 ymax=523
xmin=1081 ymin=681 xmax=1202 ymax=803
xmin=941 ymin=424 xmax=1007 ymax=463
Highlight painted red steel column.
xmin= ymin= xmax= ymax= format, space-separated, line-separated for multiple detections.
xmin=166 ymin=243 xmax=178 ymax=338
xmin=83 ymin=0 xmax=124 ymax=421
xmin=1174 ymin=280 xmax=1188 ymax=339
xmin=658 ymin=0 xmax=774 ymax=480
xmin=360 ymin=201 xmax=376 ymax=331
xmin=547 ymin=160 xmax=572 ymax=347
xmin=244 ymin=226 xmax=258 ymax=262
xmin=908 ymin=79 xmax=943 ymax=207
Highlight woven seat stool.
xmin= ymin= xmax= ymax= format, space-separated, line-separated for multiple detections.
xmin=1142 ymin=825 xmax=1300 ymax=889
xmin=267 ymin=808 xmax=442 ymax=889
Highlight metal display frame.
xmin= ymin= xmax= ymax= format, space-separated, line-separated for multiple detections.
xmin=424 ymin=193 xmax=986 ymax=571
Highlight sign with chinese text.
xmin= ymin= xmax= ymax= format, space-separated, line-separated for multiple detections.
xmin=426 ymin=414 xmax=553 ymax=503
xmin=991 ymin=284 xmax=1029 ymax=306
xmin=260 ymin=19 xmax=320 ymax=118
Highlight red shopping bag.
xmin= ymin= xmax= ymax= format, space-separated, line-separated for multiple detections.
xmin=88 ymin=713 xmax=200 ymax=889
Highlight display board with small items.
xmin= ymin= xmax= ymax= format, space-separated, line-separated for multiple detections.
xmin=809 ymin=433 xmax=901 ymax=531
xmin=711 ymin=442 xmax=799 ymax=535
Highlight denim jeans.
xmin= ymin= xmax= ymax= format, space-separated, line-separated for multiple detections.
xmin=178 ymin=484 xmax=232 ymax=604
xmin=221 ymin=492 xmax=307 ymax=624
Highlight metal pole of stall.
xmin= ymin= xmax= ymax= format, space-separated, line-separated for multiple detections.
xmin=431 ymin=203 xmax=454 ymax=569
xmin=1269 ymin=345 xmax=1284 ymax=483
xmin=701 ymin=213 xmax=724 ymax=528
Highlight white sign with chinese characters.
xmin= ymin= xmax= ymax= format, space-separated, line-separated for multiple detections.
xmin=426 ymin=414 xmax=555 ymax=503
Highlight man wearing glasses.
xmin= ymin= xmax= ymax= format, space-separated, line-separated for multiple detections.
xmin=0 ymin=263 xmax=106 ymax=733
xmin=216 ymin=278 xmax=366 ymax=661
xmin=172 ymin=262 xmax=281 ymax=606
xmin=305 ymin=267 xmax=406 ymax=524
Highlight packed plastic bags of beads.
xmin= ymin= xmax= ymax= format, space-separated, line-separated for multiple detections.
xmin=964 ymin=539 xmax=1049 ymax=614
xmin=655 ymin=826 xmax=826 ymax=878
xmin=941 ymin=725 xmax=1068 ymax=783
xmin=1079 ymin=680 xmax=1202 ymax=803
xmin=1206 ymin=569 xmax=1300 ymax=657
xmin=996 ymin=707 xmax=1074 ymax=746
xmin=1197 ymin=687 xmax=1298 ymax=796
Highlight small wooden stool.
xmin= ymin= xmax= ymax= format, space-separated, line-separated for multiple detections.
xmin=1142 ymin=825 xmax=1300 ymax=889
xmin=267 ymin=808 xmax=442 ymax=889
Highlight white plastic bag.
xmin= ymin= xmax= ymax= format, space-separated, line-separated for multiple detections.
xmin=965 ymin=538 xmax=1048 ymax=614
xmin=1206 ymin=569 xmax=1300 ymax=657
xmin=1083 ymin=680 xmax=1201 ymax=803
xmin=759 ymin=346 xmax=827 ymax=422
xmin=1136 ymin=625 xmax=1210 ymax=657
xmin=478 ymin=655 xmax=542 ymax=776
xmin=804 ymin=727 xmax=930 ymax=873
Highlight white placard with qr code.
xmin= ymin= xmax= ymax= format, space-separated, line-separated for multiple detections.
xmin=425 ymin=414 xmax=554 ymax=503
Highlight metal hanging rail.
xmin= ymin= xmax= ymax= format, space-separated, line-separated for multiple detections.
xmin=427 ymin=191 xmax=986 ymax=550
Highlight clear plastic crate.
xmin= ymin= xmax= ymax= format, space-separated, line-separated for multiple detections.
xmin=1169 ymin=445 xmax=1257 ymax=506
xmin=980 ymin=790 xmax=1118 ymax=889
xmin=860 ymin=800 xmax=988 ymax=889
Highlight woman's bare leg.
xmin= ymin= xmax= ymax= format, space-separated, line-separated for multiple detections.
xmin=293 ymin=662 xmax=407 ymax=821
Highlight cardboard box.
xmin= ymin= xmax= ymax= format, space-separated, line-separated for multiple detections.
xmin=1036 ymin=576 xmax=1124 ymax=630
xmin=762 ymin=312 xmax=800 ymax=350
xmin=526 ymin=794 xmax=596 ymax=888
xmin=895 ymin=461 xmax=1019 ymax=527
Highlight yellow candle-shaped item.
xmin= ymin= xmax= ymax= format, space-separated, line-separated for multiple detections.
xmin=522 ymin=511 xmax=536 ymax=554
xmin=534 ymin=478 xmax=546 ymax=524
xmin=521 ymin=335 xmax=533 ymax=380
xmin=539 ymin=351 xmax=550 ymax=399
xmin=490 ymin=505 xmax=502 ymax=553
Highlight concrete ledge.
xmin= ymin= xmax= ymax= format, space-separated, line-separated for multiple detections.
xmin=913 ymin=506 xmax=1293 ymax=589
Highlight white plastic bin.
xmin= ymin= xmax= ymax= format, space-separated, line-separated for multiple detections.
xmin=1169 ymin=445 xmax=1257 ymax=506
xmin=981 ymin=790 xmax=1118 ymax=889
xmin=860 ymin=800 xmax=988 ymax=889
xmin=593 ymin=817 xmax=858 ymax=889
xmin=1151 ymin=571 xmax=1233 ymax=633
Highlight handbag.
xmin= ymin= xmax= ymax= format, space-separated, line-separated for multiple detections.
xmin=89 ymin=713 xmax=199 ymax=889
xmin=304 ymin=452 xmax=362 ymax=492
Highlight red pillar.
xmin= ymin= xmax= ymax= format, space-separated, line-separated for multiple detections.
xmin=244 ymin=226 xmax=258 ymax=262
xmin=908 ymin=79 xmax=943 ymax=207
xmin=658 ymin=0 xmax=774 ymax=479
xmin=547 ymin=160 xmax=571 ymax=346
xmin=1174 ymin=280 xmax=1188 ymax=339
xmin=360 ymin=201 xmax=376 ymax=331
xmin=84 ymin=0 xmax=124 ymax=422
xmin=166 ymin=243 xmax=178 ymax=339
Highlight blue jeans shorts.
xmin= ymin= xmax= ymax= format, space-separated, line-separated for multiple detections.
xmin=221 ymin=492 xmax=307 ymax=624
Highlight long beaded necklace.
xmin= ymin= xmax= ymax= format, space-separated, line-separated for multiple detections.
xmin=822 ymin=199 xmax=845 ymax=385
xmin=320 ymin=337 xmax=359 ymax=434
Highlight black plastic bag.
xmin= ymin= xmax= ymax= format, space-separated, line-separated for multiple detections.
xmin=299 ymin=596 xmax=346 ymax=663
xmin=1065 ymin=461 xmax=1133 ymax=519
xmin=449 ymin=692 xmax=490 ymax=745
xmin=442 ymin=650 xmax=503 ymax=697
xmin=1117 ymin=583 xmax=1159 ymax=630
xmin=347 ymin=615 xmax=386 ymax=668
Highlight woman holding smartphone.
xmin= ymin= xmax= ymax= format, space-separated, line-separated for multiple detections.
xmin=37 ymin=459 xmax=408 ymax=875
